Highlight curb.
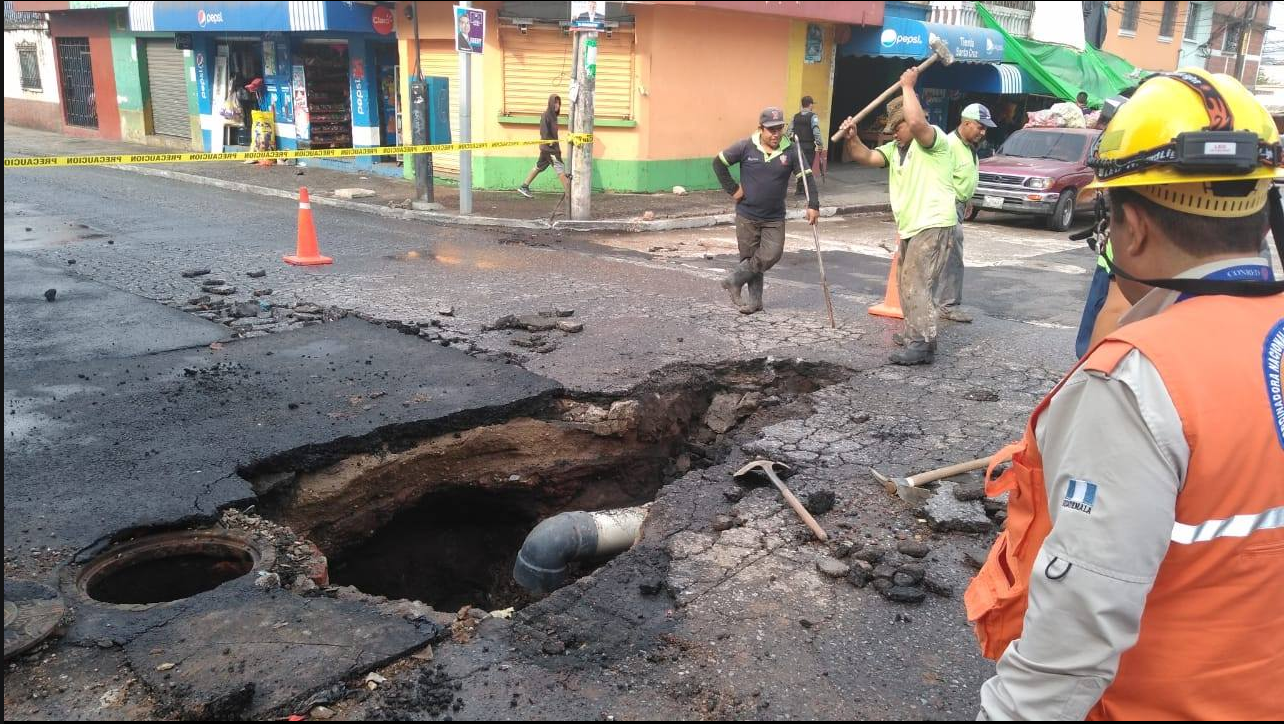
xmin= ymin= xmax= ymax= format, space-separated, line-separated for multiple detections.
xmin=110 ymin=163 xmax=890 ymax=233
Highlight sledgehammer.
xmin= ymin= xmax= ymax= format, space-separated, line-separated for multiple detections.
xmin=733 ymin=460 xmax=828 ymax=541
xmin=830 ymin=36 xmax=956 ymax=144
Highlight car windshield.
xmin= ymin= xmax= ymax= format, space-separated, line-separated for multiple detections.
xmin=999 ymin=130 xmax=1088 ymax=163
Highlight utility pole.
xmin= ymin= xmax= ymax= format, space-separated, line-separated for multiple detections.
xmin=1232 ymin=0 xmax=1257 ymax=84
xmin=409 ymin=1 xmax=437 ymax=210
xmin=570 ymin=27 xmax=595 ymax=220
xmin=458 ymin=0 xmax=473 ymax=215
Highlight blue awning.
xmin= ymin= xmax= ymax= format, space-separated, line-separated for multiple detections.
xmin=840 ymin=16 xmax=1005 ymax=63
xmin=129 ymin=1 xmax=383 ymax=33
xmin=920 ymin=62 xmax=1052 ymax=95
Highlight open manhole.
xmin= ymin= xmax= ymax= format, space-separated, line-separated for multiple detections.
xmin=248 ymin=360 xmax=845 ymax=612
xmin=77 ymin=530 xmax=270 ymax=606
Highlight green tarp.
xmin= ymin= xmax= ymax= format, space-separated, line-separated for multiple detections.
xmin=976 ymin=3 xmax=1147 ymax=107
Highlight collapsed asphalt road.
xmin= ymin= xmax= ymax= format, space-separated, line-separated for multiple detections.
xmin=5 ymin=165 xmax=1074 ymax=719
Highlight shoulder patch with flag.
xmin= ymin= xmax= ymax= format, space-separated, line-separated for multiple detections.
xmin=1063 ymin=479 xmax=1098 ymax=514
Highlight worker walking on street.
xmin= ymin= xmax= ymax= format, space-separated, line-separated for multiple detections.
xmin=838 ymin=68 xmax=958 ymax=364
xmin=792 ymin=96 xmax=824 ymax=197
xmin=967 ymin=68 xmax=1284 ymax=720
xmin=936 ymin=103 xmax=994 ymax=323
xmin=713 ymin=107 xmax=819 ymax=315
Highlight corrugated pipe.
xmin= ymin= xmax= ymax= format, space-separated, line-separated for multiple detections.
xmin=513 ymin=505 xmax=649 ymax=594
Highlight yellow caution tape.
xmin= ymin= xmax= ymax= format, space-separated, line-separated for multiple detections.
xmin=3 ymin=134 xmax=594 ymax=169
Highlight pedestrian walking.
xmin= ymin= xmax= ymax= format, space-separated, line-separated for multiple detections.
xmin=517 ymin=94 xmax=570 ymax=198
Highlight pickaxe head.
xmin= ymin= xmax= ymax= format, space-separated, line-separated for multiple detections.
xmin=869 ymin=467 xmax=937 ymax=505
xmin=928 ymin=35 xmax=955 ymax=67
xmin=733 ymin=459 xmax=791 ymax=484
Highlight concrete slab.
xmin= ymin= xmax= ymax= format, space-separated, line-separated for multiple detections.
xmin=119 ymin=580 xmax=438 ymax=719
xmin=2 ymin=253 xmax=226 ymax=371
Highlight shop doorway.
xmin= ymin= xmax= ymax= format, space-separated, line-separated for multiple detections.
xmin=215 ymin=40 xmax=264 ymax=147
xmin=297 ymin=41 xmax=352 ymax=150
xmin=827 ymin=54 xmax=912 ymax=163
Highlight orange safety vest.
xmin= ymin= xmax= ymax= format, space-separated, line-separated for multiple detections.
xmin=965 ymin=292 xmax=1284 ymax=720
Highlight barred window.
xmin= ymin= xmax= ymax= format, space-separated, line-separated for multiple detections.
xmin=17 ymin=43 xmax=41 ymax=90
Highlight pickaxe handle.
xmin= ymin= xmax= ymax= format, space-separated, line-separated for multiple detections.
xmin=830 ymin=52 xmax=946 ymax=144
xmin=905 ymin=456 xmax=991 ymax=488
xmin=763 ymin=469 xmax=829 ymax=541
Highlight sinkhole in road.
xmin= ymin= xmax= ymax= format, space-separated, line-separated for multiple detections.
xmin=247 ymin=359 xmax=845 ymax=612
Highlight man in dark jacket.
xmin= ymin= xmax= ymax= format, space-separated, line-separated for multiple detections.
xmin=713 ymin=107 xmax=819 ymax=314
xmin=517 ymin=94 xmax=570 ymax=197
xmin=792 ymin=96 xmax=823 ymax=197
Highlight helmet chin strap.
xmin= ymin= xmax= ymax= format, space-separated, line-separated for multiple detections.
xmin=1100 ymin=184 xmax=1284 ymax=298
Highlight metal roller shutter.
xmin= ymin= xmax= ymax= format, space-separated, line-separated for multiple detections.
xmin=501 ymin=27 xmax=634 ymax=120
xmin=143 ymin=39 xmax=190 ymax=138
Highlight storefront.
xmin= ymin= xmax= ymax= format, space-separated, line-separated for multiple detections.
xmin=129 ymin=1 xmax=396 ymax=169
xmin=393 ymin=1 xmax=880 ymax=193
xmin=834 ymin=14 xmax=1028 ymax=154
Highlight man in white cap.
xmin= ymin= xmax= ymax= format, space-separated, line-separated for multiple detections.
xmin=936 ymin=103 xmax=995 ymax=323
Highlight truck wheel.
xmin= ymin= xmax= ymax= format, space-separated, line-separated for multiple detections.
xmin=1048 ymin=189 xmax=1076 ymax=231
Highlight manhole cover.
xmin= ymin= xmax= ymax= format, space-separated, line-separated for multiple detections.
xmin=76 ymin=530 xmax=270 ymax=607
xmin=4 ymin=580 xmax=67 ymax=660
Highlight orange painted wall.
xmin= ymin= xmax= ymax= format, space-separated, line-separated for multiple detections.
xmin=635 ymin=4 xmax=791 ymax=160
xmin=1101 ymin=1 xmax=1186 ymax=72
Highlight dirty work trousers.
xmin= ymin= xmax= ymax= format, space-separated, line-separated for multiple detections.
xmin=899 ymin=226 xmax=953 ymax=345
xmin=935 ymin=202 xmax=965 ymax=309
xmin=735 ymin=216 xmax=785 ymax=274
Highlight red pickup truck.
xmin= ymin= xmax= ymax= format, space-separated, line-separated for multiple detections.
xmin=966 ymin=127 xmax=1102 ymax=231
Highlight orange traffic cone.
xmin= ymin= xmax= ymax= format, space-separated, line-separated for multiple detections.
xmin=868 ymin=247 xmax=904 ymax=319
xmin=284 ymin=187 xmax=332 ymax=266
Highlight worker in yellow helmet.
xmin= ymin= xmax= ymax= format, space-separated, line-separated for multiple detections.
xmin=967 ymin=68 xmax=1283 ymax=720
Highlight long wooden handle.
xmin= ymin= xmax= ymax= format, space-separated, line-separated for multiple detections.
xmin=906 ymin=456 xmax=991 ymax=488
xmin=830 ymin=53 xmax=944 ymax=143
xmin=771 ymin=477 xmax=829 ymax=541
xmin=811 ymin=225 xmax=836 ymax=329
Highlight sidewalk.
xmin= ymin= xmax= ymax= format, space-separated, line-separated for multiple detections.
xmin=3 ymin=124 xmax=889 ymax=232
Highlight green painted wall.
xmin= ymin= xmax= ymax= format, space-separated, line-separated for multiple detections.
xmin=109 ymin=32 xmax=145 ymax=141
xmin=108 ymin=25 xmax=201 ymax=147
xmin=470 ymin=156 xmax=725 ymax=193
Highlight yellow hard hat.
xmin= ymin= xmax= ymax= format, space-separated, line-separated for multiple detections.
xmin=1088 ymin=68 xmax=1282 ymax=195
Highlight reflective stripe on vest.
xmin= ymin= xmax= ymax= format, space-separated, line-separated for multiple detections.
xmin=1170 ymin=505 xmax=1284 ymax=544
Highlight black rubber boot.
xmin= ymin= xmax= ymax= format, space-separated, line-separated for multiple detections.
xmin=739 ymin=273 xmax=764 ymax=314
xmin=721 ymin=267 xmax=753 ymax=308
xmin=889 ymin=341 xmax=935 ymax=365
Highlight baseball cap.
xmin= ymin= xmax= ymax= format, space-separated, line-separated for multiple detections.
xmin=961 ymin=103 xmax=996 ymax=128
xmin=759 ymin=107 xmax=786 ymax=128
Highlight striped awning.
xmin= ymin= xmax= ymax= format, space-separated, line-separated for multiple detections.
xmin=920 ymin=62 xmax=1052 ymax=96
